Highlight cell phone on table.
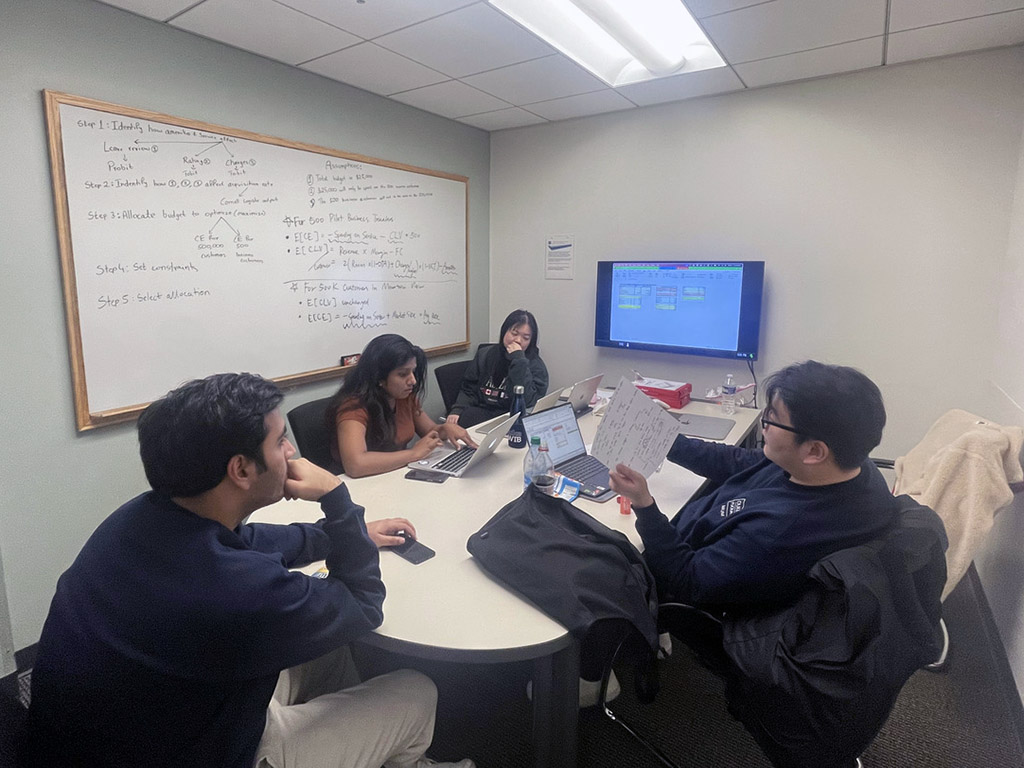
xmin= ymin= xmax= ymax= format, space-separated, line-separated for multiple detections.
xmin=404 ymin=468 xmax=448 ymax=483
xmin=389 ymin=532 xmax=436 ymax=565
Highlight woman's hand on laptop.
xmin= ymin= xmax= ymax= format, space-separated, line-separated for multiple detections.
xmin=438 ymin=422 xmax=478 ymax=449
xmin=411 ymin=431 xmax=444 ymax=461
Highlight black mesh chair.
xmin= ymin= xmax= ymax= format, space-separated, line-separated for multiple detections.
xmin=287 ymin=396 xmax=343 ymax=475
xmin=434 ymin=359 xmax=471 ymax=413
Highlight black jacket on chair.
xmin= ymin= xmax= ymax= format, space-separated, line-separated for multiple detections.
xmin=720 ymin=496 xmax=948 ymax=768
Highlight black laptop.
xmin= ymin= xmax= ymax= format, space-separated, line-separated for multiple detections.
xmin=520 ymin=403 xmax=615 ymax=502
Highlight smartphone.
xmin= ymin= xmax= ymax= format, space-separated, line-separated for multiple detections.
xmin=389 ymin=533 xmax=436 ymax=565
xmin=404 ymin=468 xmax=448 ymax=483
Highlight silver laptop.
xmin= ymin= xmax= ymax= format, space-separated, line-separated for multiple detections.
xmin=561 ymin=373 xmax=604 ymax=415
xmin=520 ymin=403 xmax=616 ymax=502
xmin=473 ymin=374 xmax=606 ymax=435
xmin=407 ymin=412 xmax=519 ymax=478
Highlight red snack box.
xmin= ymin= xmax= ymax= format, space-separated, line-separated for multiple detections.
xmin=635 ymin=378 xmax=692 ymax=409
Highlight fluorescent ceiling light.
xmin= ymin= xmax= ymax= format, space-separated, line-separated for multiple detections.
xmin=489 ymin=0 xmax=726 ymax=87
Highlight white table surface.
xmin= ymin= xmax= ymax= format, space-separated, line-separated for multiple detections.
xmin=252 ymin=401 xmax=758 ymax=768
xmin=252 ymin=403 xmax=759 ymax=659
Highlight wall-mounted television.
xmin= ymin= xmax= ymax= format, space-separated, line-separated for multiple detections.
xmin=595 ymin=260 xmax=765 ymax=360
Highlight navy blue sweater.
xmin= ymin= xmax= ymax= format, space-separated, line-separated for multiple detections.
xmin=24 ymin=484 xmax=383 ymax=768
xmin=634 ymin=436 xmax=898 ymax=608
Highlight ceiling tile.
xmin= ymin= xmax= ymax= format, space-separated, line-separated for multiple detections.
xmin=703 ymin=0 xmax=887 ymax=64
xmin=735 ymin=37 xmax=882 ymax=88
xmin=274 ymin=0 xmax=478 ymax=39
xmin=616 ymin=66 xmax=745 ymax=107
xmin=171 ymin=0 xmax=360 ymax=65
xmin=523 ymin=89 xmax=636 ymax=121
xmin=390 ymin=79 xmax=510 ymax=118
xmin=375 ymin=3 xmax=554 ymax=78
xmin=462 ymin=55 xmax=605 ymax=105
xmin=684 ymin=0 xmax=779 ymax=19
xmin=888 ymin=9 xmax=1024 ymax=63
xmin=95 ymin=0 xmax=198 ymax=21
xmin=457 ymin=108 xmax=548 ymax=130
xmin=301 ymin=43 xmax=449 ymax=95
xmin=889 ymin=0 xmax=1024 ymax=32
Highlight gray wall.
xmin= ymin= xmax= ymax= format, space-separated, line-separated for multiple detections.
xmin=489 ymin=47 xmax=1024 ymax=461
xmin=0 ymin=0 xmax=490 ymax=655
xmin=974 ymin=102 xmax=1024 ymax=707
xmin=489 ymin=46 xmax=1024 ymax=703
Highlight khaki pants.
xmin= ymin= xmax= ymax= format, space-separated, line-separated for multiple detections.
xmin=255 ymin=646 xmax=438 ymax=768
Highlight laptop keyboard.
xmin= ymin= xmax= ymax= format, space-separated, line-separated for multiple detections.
xmin=558 ymin=454 xmax=607 ymax=482
xmin=433 ymin=446 xmax=475 ymax=473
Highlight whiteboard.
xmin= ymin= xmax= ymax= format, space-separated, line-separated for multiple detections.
xmin=44 ymin=92 xmax=468 ymax=430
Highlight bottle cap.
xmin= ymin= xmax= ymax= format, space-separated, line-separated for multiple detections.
xmin=514 ymin=385 xmax=525 ymax=394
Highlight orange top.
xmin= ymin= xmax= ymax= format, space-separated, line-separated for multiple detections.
xmin=335 ymin=395 xmax=420 ymax=456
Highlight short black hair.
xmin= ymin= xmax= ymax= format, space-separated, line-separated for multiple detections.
xmin=137 ymin=373 xmax=283 ymax=497
xmin=498 ymin=309 xmax=540 ymax=359
xmin=763 ymin=360 xmax=885 ymax=470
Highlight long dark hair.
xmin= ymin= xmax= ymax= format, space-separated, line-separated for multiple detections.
xmin=491 ymin=309 xmax=541 ymax=385
xmin=327 ymin=334 xmax=427 ymax=451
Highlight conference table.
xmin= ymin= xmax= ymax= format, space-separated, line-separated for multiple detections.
xmin=253 ymin=398 xmax=759 ymax=768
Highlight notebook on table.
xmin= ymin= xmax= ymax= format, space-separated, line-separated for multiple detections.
xmin=407 ymin=412 xmax=518 ymax=478
xmin=520 ymin=403 xmax=616 ymax=502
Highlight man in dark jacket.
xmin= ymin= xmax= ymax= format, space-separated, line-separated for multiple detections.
xmin=610 ymin=360 xmax=899 ymax=610
xmin=24 ymin=373 xmax=472 ymax=768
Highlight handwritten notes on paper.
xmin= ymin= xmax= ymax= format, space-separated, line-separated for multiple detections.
xmin=590 ymin=379 xmax=680 ymax=477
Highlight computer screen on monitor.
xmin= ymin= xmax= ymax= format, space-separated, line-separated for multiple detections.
xmin=594 ymin=260 xmax=764 ymax=360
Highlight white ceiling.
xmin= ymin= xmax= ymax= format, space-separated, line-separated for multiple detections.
xmin=98 ymin=0 xmax=1024 ymax=131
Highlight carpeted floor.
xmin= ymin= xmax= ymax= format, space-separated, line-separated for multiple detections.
xmin=357 ymin=571 xmax=1024 ymax=768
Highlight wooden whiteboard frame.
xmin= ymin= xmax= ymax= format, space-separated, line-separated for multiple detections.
xmin=44 ymin=90 xmax=470 ymax=431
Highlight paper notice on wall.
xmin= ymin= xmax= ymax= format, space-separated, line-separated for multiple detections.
xmin=545 ymin=235 xmax=574 ymax=280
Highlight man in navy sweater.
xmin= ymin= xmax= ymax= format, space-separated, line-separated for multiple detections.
xmin=23 ymin=373 xmax=473 ymax=768
xmin=610 ymin=360 xmax=898 ymax=610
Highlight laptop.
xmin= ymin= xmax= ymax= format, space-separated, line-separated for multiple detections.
xmin=407 ymin=412 xmax=519 ymax=478
xmin=472 ymin=385 xmax=568 ymax=436
xmin=520 ymin=403 xmax=616 ymax=502
xmin=672 ymin=412 xmax=736 ymax=441
xmin=560 ymin=373 xmax=604 ymax=415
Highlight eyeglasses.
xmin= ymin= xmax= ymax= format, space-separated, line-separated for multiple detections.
xmin=760 ymin=413 xmax=804 ymax=435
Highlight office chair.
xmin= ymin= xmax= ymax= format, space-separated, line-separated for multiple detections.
xmin=0 ymin=682 xmax=26 ymax=768
xmin=286 ymin=396 xmax=343 ymax=475
xmin=597 ymin=495 xmax=947 ymax=768
xmin=873 ymin=408 xmax=1024 ymax=669
xmin=434 ymin=358 xmax=471 ymax=413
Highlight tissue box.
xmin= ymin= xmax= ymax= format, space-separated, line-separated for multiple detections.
xmin=635 ymin=377 xmax=691 ymax=409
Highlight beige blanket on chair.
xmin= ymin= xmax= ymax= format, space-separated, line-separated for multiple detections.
xmin=894 ymin=409 xmax=1024 ymax=600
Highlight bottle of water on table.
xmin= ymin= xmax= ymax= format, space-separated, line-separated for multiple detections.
xmin=722 ymin=373 xmax=737 ymax=416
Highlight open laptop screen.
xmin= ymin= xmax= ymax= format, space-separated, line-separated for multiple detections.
xmin=520 ymin=404 xmax=586 ymax=465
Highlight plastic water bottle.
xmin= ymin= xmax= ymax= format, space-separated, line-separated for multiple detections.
xmin=507 ymin=384 xmax=527 ymax=449
xmin=533 ymin=439 xmax=555 ymax=493
xmin=721 ymin=373 xmax=737 ymax=416
xmin=523 ymin=435 xmax=540 ymax=490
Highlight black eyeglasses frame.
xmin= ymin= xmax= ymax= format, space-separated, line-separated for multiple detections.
xmin=759 ymin=413 xmax=804 ymax=435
